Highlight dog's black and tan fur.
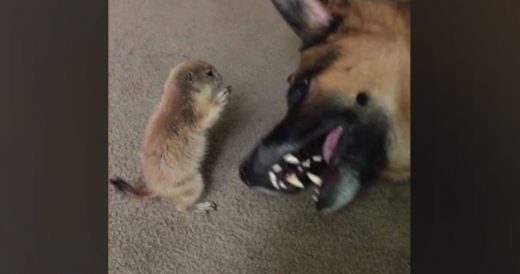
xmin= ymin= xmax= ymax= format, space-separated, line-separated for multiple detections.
xmin=239 ymin=0 xmax=410 ymax=213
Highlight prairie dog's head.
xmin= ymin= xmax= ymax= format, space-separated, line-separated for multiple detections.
xmin=167 ymin=60 xmax=224 ymax=101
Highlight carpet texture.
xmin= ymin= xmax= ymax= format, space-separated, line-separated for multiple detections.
xmin=108 ymin=0 xmax=410 ymax=273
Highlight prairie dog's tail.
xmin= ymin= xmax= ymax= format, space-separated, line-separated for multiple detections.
xmin=109 ymin=177 xmax=151 ymax=197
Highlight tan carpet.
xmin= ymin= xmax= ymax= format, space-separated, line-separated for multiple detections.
xmin=108 ymin=0 xmax=410 ymax=273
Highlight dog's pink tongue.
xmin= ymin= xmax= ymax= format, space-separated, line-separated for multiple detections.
xmin=322 ymin=126 xmax=343 ymax=164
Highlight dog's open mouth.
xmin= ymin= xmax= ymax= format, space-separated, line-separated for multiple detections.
xmin=267 ymin=125 xmax=344 ymax=198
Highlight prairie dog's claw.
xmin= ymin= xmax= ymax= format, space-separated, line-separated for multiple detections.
xmin=215 ymin=88 xmax=230 ymax=105
xmin=195 ymin=201 xmax=217 ymax=213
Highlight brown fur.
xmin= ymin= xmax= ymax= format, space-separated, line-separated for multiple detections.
xmin=295 ymin=0 xmax=410 ymax=181
xmin=111 ymin=60 xmax=230 ymax=212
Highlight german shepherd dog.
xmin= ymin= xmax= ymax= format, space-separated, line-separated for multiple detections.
xmin=239 ymin=0 xmax=410 ymax=213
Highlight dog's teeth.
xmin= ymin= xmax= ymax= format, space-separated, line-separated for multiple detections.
xmin=269 ymin=172 xmax=280 ymax=189
xmin=283 ymin=154 xmax=300 ymax=164
xmin=312 ymin=155 xmax=323 ymax=162
xmin=286 ymin=174 xmax=304 ymax=188
xmin=312 ymin=194 xmax=318 ymax=201
xmin=269 ymin=171 xmax=276 ymax=180
xmin=272 ymin=164 xmax=282 ymax=173
xmin=279 ymin=181 xmax=287 ymax=189
xmin=297 ymin=166 xmax=304 ymax=172
xmin=302 ymin=159 xmax=311 ymax=168
xmin=306 ymin=172 xmax=322 ymax=186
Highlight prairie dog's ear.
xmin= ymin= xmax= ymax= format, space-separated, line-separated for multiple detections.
xmin=185 ymin=72 xmax=193 ymax=83
xmin=271 ymin=0 xmax=333 ymax=45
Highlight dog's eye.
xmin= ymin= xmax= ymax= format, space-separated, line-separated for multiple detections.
xmin=287 ymin=78 xmax=311 ymax=107
xmin=356 ymin=91 xmax=369 ymax=106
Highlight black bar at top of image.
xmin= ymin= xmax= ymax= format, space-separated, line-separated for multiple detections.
xmin=0 ymin=1 xmax=108 ymax=273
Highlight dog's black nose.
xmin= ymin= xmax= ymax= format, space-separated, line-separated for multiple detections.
xmin=239 ymin=164 xmax=250 ymax=185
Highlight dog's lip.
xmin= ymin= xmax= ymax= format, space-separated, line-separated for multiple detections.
xmin=251 ymin=186 xmax=283 ymax=196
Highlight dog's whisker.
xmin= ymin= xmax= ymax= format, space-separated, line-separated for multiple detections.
xmin=312 ymin=194 xmax=319 ymax=201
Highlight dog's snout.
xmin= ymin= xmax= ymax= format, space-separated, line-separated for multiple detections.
xmin=239 ymin=166 xmax=246 ymax=181
xmin=239 ymin=164 xmax=250 ymax=185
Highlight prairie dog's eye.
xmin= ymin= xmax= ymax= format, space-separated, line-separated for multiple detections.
xmin=356 ymin=91 xmax=369 ymax=106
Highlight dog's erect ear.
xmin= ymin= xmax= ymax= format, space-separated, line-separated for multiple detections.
xmin=271 ymin=0 xmax=333 ymax=45
xmin=316 ymin=166 xmax=360 ymax=213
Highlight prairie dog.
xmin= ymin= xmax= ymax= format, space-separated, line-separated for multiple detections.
xmin=110 ymin=60 xmax=231 ymax=212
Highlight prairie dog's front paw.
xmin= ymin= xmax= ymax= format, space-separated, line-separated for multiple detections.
xmin=215 ymin=86 xmax=232 ymax=105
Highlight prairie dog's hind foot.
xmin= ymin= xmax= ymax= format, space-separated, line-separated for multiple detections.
xmin=194 ymin=201 xmax=217 ymax=213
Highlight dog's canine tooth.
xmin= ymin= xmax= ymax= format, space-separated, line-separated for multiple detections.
xmin=312 ymin=194 xmax=318 ymax=201
xmin=312 ymin=155 xmax=323 ymax=162
xmin=286 ymin=174 xmax=304 ymax=188
xmin=269 ymin=172 xmax=279 ymax=189
xmin=279 ymin=181 xmax=287 ymax=189
xmin=283 ymin=154 xmax=300 ymax=164
xmin=272 ymin=163 xmax=282 ymax=173
xmin=306 ymin=172 xmax=322 ymax=186
xmin=302 ymin=159 xmax=311 ymax=168
xmin=269 ymin=171 xmax=276 ymax=180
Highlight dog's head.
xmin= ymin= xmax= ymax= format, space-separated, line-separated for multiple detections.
xmin=239 ymin=0 xmax=410 ymax=212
